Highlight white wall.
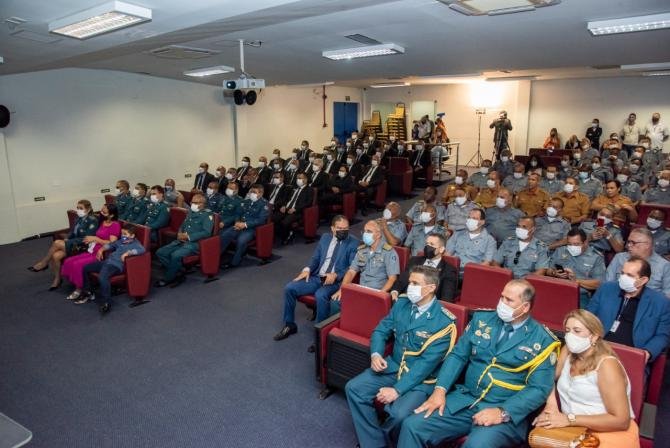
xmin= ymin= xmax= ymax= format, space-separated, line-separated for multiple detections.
xmin=528 ymin=77 xmax=670 ymax=149
xmin=362 ymin=81 xmax=530 ymax=165
xmin=0 ymin=68 xmax=235 ymax=240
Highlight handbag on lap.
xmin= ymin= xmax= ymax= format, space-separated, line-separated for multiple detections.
xmin=528 ymin=426 xmax=600 ymax=448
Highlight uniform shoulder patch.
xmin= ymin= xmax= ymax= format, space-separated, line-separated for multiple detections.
xmin=382 ymin=243 xmax=392 ymax=250
xmin=441 ymin=307 xmax=456 ymax=320
xmin=357 ymin=243 xmax=366 ymax=250
xmin=612 ymin=224 xmax=620 ymax=229
xmin=542 ymin=324 xmax=559 ymax=342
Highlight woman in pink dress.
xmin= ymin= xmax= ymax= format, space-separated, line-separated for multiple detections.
xmin=61 ymin=204 xmax=121 ymax=301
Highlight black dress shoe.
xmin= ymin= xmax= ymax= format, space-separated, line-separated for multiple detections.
xmin=273 ymin=324 xmax=297 ymax=341
xmin=48 ymin=280 xmax=62 ymax=291
xmin=99 ymin=303 xmax=111 ymax=315
xmin=361 ymin=208 xmax=368 ymax=216
xmin=28 ymin=265 xmax=48 ymax=272
xmin=154 ymin=280 xmax=169 ymax=287
xmin=169 ymin=275 xmax=186 ymax=288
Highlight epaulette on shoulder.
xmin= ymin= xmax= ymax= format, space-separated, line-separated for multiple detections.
xmin=382 ymin=243 xmax=393 ymax=250
xmin=441 ymin=307 xmax=456 ymax=320
xmin=611 ymin=223 xmax=620 ymax=229
xmin=542 ymin=324 xmax=559 ymax=342
xmin=357 ymin=243 xmax=366 ymax=250
xmin=536 ymin=239 xmax=548 ymax=247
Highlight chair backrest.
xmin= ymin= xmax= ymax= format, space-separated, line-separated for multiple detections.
xmin=104 ymin=194 xmax=115 ymax=205
xmin=388 ymin=157 xmax=410 ymax=174
xmin=394 ymin=246 xmax=410 ymax=273
xmin=442 ymin=255 xmax=460 ymax=272
xmin=647 ymin=351 xmax=667 ymax=405
xmin=525 ymin=274 xmax=579 ymax=331
xmin=609 ymin=342 xmax=646 ymax=422
xmin=339 ymin=284 xmax=392 ymax=338
xmin=179 ymin=190 xmax=193 ymax=205
xmin=459 ymin=264 xmax=513 ymax=309
xmin=440 ymin=301 xmax=469 ymax=340
xmin=66 ymin=209 xmax=77 ymax=230
xmin=637 ymin=203 xmax=670 ymax=227
xmin=211 ymin=213 xmax=221 ymax=236
xmin=132 ymin=223 xmax=151 ymax=250
xmin=167 ymin=207 xmax=188 ymax=232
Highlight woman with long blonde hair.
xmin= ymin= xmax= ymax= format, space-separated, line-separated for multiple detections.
xmin=533 ymin=309 xmax=639 ymax=447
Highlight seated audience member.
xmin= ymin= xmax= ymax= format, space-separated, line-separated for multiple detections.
xmin=79 ymin=223 xmax=146 ymax=314
xmin=219 ymin=184 xmax=270 ymax=268
xmin=283 ymin=159 xmax=300 ymax=187
xmin=642 ymin=170 xmax=670 ymax=204
xmin=321 ymin=165 xmax=354 ymax=206
xmin=606 ymin=227 xmax=670 ymax=297
xmin=239 ymin=167 xmax=258 ymax=198
xmin=163 ymin=179 xmax=185 ymax=208
xmin=224 ymin=167 xmax=238 ymax=187
xmin=355 ymin=154 xmax=384 ymax=216
xmin=540 ymin=166 xmax=565 ymax=196
xmin=303 ymin=153 xmax=316 ymax=177
xmin=194 ymin=162 xmax=215 ymax=192
xmin=502 ymin=163 xmax=528 ymax=195
xmin=616 ymin=168 xmax=642 ymax=203
xmin=577 ymin=165 xmax=604 ymax=201
xmin=565 ymin=134 xmax=581 ymax=149
xmin=442 ymin=169 xmax=477 ymax=203
xmin=553 ymin=177 xmax=590 ymax=225
xmin=581 ymin=137 xmax=600 ymax=160
xmin=485 ymin=188 xmax=524 ymax=243
xmin=214 ymin=165 xmax=227 ymax=193
xmin=446 ymin=208 xmax=496 ymax=275
xmin=493 ymin=149 xmax=515 ymax=180
xmin=297 ymin=139 xmax=312 ymax=162
xmin=590 ymin=180 xmax=638 ymax=224
xmin=468 ymin=159 xmax=492 ymax=189
xmin=558 ymin=155 xmax=578 ymax=181
xmin=398 ymin=279 xmax=558 ymax=448
xmin=145 ymin=186 xmax=170 ymax=242
xmin=236 ymin=156 xmax=251 ymax=179
xmin=407 ymin=186 xmax=446 ymax=225
xmin=353 ymin=143 xmax=371 ymax=167
xmin=445 ymin=186 xmax=476 ymax=232
xmin=543 ymin=127 xmax=560 ymax=149
xmin=525 ymin=155 xmax=545 ymax=175
xmin=273 ymin=215 xmax=358 ymax=341
xmin=29 ymin=199 xmax=99 ymax=290
xmin=603 ymin=146 xmax=626 ymax=173
xmin=392 ymin=140 xmax=408 ymax=158
xmin=410 ymin=140 xmax=431 ymax=180
xmin=205 ymin=181 xmax=224 ymax=212
xmin=494 ymin=216 xmax=549 ymax=278
xmin=307 ymin=158 xmax=329 ymax=193
xmin=272 ymin=173 xmax=312 ymax=245
xmin=218 ymin=182 xmax=243 ymax=231
xmin=265 ymin=172 xmax=291 ymax=208
xmin=271 ymin=151 xmax=285 ymax=172
xmin=62 ymin=204 xmax=121 ymax=302
xmin=578 ymin=206 xmax=624 ymax=254
xmin=589 ymin=258 xmax=670 ymax=364
xmin=349 ymin=149 xmax=366 ymax=180
xmin=533 ymin=309 xmax=640 ymax=447
xmin=590 ymin=156 xmax=613 ymax=185
xmin=322 ymin=150 xmax=339 ymax=175
xmin=330 ymin=220 xmax=400 ymax=304
xmin=379 ymin=202 xmax=408 ymax=246
xmin=534 ymin=198 xmax=571 ymax=250
xmin=474 ymin=171 xmax=500 ymax=209
xmin=545 ymin=228 xmax=606 ymax=307
xmin=346 ymin=266 xmax=457 ymax=448
xmin=256 ymin=156 xmax=272 ymax=186
xmin=404 ymin=204 xmax=447 ymax=256
xmin=335 ymin=141 xmax=348 ymax=165
xmin=646 ymin=208 xmax=670 ymax=257
xmin=391 ymin=234 xmax=457 ymax=302
xmin=155 ymin=193 xmax=213 ymax=287
xmin=514 ymin=173 xmax=550 ymax=218
xmin=126 ymin=183 xmax=150 ymax=224
xmin=114 ymin=179 xmax=132 ymax=219
xmin=628 ymin=158 xmax=648 ymax=188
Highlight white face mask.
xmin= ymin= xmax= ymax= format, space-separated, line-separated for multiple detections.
xmin=659 ymin=179 xmax=670 ymax=188
xmin=591 ymin=163 xmax=600 ymax=170
xmin=454 ymin=176 xmax=463 ymax=185
xmin=496 ymin=197 xmax=506 ymax=208
xmin=206 ymin=188 xmax=214 ymax=196
xmin=346 ymin=142 xmax=352 ymax=147
xmin=486 ymin=179 xmax=496 ymax=189
xmin=416 ymin=145 xmax=424 ymax=151
xmin=575 ymin=153 xmax=582 ymax=159
xmin=226 ymin=173 xmax=234 ymax=180
xmin=198 ymin=167 xmax=205 ymax=174
xmin=242 ymin=161 xmax=249 ymax=167
xmin=368 ymin=136 xmax=374 ymax=141
xmin=480 ymin=167 xmax=489 ymax=175
xmin=641 ymin=143 xmax=650 ymax=149
xmin=515 ymin=227 xmax=529 ymax=240
xmin=313 ymin=165 xmax=321 ymax=172
xmin=496 ymin=299 xmax=522 ymax=323
xmin=420 ymin=212 xmax=433 ymax=223
xmin=132 ymin=189 xmax=140 ymax=198
xmin=309 ymin=157 xmax=315 ymax=163
xmin=390 ymin=136 xmax=396 ymax=142
xmin=465 ymin=218 xmax=479 ymax=232
xmin=501 ymin=156 xmax=509 ymax=162
xmin=351 ymin=135 xmax=358 ymax=140
xmin=150 ymin=194 xmax=159 ymax=204
xmin=331 ymin=141 xmax=336 ymax=147
xmin=114 ymin=188 xmax=121 ymax=195
xmin=564 ymin=332 xmax=592 ymax=354
xmin=561 ymin=160 xmax=569 ymax=167
xmin=258 ymin=162 xmax=266 ymax=168
xmin=249 ymin=192 xmax=259 ymax=202
xmin=76 ymin=209 xmax=87 ymax=218
xmin=513 ymin=172 xmax=523 ymax=179
xmin=190 ymin=203 xmax=200 ymax=212
xmin=616 ymin=174 xmax=628 ymax=183
xmin=406 ymin=284 xmax=424 ymax=304
xmin=455 ymin=196 xmax=467 ymax=206
xmin=225 ymin=188 xmax=235 ymax=197
xmin=327 ymin=154 xmax=334 ymax=161
xmin=273 ymin=164 xmax=280 ymax=170
xmin=383 ymin=209 xmax=392 ymax=220
xmin=301 ymin=145 xmax=307 ymax=150
xmin=530 ymin=161 xmax=538 ymax=167
xmin=215 ymin=170 xmax=222 ymax=178
xmin=563 ymin=184 xmax=575 ymax=194
xmin=618 ymin=273 xmax=638 ymax=293
xmin=338 ymin=171 xmax=347 ymax=178
xmin=546 ymin=172 xmax=556 ymax=180
xmin=566 ymin=244 xmax=583 ymax=257
xmin=397 ymin=145 xmax=404 ymax=151
xmin=647 ymin=217 xmax=662 ymax=229
xmin=630 ymin=164 xmax=640 ymax=173
xmin=546 ymin=206 xmax=558 ymax=218
xmin=363 ymin=143 xmax=369 ymax=149
xmin=371 ymin=160 xmax=379 ymax=167
xmin=296 ymin=179 xmax=305 ymax=187
xmin=272 ymin=178 xmax=281 ymax=185
xmin=346 ymin=158 xmax=354 ymax=166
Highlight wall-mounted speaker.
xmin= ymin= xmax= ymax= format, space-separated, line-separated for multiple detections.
xmin=0 ymin=105 xmax=9 ymax=128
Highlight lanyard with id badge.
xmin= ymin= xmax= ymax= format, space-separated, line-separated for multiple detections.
xmin=609 ymin=297 xmax=631 ymax=333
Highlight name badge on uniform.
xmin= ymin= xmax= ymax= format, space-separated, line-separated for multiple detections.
xmin=610 ymin=320 xmax=620 ymax=333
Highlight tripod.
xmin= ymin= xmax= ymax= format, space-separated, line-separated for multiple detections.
xmin=466 ymin=108 xmax=486 ymax=167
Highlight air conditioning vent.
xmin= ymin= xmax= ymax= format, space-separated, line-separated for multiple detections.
xmin=345 ymin=34 xmax=381 ymax=45
xmin=148 ymin=45 xmax=219 ymax=60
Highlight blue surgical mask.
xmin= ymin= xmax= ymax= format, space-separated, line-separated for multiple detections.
xmin=120 ymin=236 xmax=130 ymax=243
xmin=362 ymin=231 xmax=374 ymax=246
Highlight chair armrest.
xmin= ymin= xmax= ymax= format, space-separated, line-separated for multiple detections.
xmin=124 ymin=252 xmax=151 ymax=298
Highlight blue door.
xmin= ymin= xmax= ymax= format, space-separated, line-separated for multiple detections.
xmin=333 ymin=102 xmax=359 ymax=144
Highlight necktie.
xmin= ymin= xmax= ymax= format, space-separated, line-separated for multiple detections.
xmin=411 ymin=304 xmax=419 ymax=320
xmin=323 ymin=240 xmax=342 ymax=274
xmin=270 ymin=185 xmax=280 ymax=203
xmin=197 ymin=174 xmax=204 ymax=190
xmin=363 ymin=166 xmax=375 ymax=183
xmin=499 ymin=324 xmax=514 ymax=345
xmin=287 ymin=188 xmax=301 ymax=209
xmin=312 ymin=172 xmax=318 ymax=183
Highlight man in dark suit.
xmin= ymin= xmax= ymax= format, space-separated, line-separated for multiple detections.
xmin=587 ymin=256 xmax=670 ymax=364
xmin=354 ymin=145 xmax=371 ymax=167
xmin=350 ymin=131 xmax=362 ymax=150
xmin=410 ymin=141 xmax=431 ymax=184
xmin=390 ymin=233 xmax=458 ymax=302
xmin=348 ymin=150 xmax=365 ymax=181
xmin=274 ymin=215 xmax=359 ymax=341
xmin=265 ymin=172 xmax=291 ymax=208
xmin=283 ymin=159 xmax=300 ymax=187
xmin=321 ymin=165 xmax=355 ymax=206
xmin=236 ymin=156 xmax=251 ymax=180
xmin=335 ymin=143 xmax=349 ymax=165
xmin=297 ymin=140 xmax=312 ymax=162
xmin=355 ymin=154 xmax=384 ymax=215
xmin=214 ymin=165 xmax=228 ymax=193
xmin=393 ymin=141 xmax=409 ymax=158
xmin=323 ymin=151 xmax=340 ymax=176
xmin=308 ymin=158 xmax=329 ymax=194
xmin=256 ymin=156 xmax=272 ymax=187
xmin=193 ymin=162 xmax=215 ymax=192
xmin=366 ymin=132 xmax=380 ymax=155
xmin=273 ymin=173 xmax=313 ymax=244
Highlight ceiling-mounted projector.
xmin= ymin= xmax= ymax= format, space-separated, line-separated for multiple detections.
xmin=224 ymin=78 xmax=265 ymax=90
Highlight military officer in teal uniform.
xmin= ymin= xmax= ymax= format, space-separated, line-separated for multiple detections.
xmin=494 ymin=217 xmax=549 ymax=278
xmin=155 ymin=193 xmax=214 ymax=287
xmin=219 ymin=184 xmax=269 ymax=268
xmin=115 ymin=180 xmax=132 ymax=220
xmin=125 ymin=183 xmax=150 ymax=224
xmin=397 ymin=279 xmax=559 ymax=448
xmin=346 ymin=266 xmax=458 ymax=448
xmin=145 ymin=185 xmax=170 ymax=242
xmin=205 ymin=180 xmax=224 ymax=212
xmin=218 ymin=182 xmax=243 ymax=230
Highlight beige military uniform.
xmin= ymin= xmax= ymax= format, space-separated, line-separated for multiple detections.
xmin=514 ymin=188 xmax=550 ymax=218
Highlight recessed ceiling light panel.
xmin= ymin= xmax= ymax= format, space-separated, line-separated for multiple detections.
xmin=437 ymin=0 xmax=560 ymax=16
xmin=322 ymin=43 xmax=404 ymax=61
xmin=184 ymin=65 xmax=235 ymax=77
xmin=49 ymin=1 xmax=152 ymax=39
xmin=587 ymin=13 xmax=670 ymax=35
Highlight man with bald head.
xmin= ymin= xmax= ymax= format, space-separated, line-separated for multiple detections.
xmin=379 ymin=201 xmax=408 ymax=246
xmin=645 ymin=112 xmax=669 ymax=152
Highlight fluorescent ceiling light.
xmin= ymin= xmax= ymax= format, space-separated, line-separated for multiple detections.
xmin=643 ymin=71 xmax=670 ymax=77
xmin=370 ymin=82 xmax=410 ymax=88
xmin=587 ymin=13 xmax=670 ymax=36
xmin=438 ymin=0 xmax=560 ymax=16
xmin=322 ymin=44 xmax=404 ymax=61
xmin=49 ymin=1 xmax=152 ymax=39
xmin=621 ymin=62 xmax=670 ymax=71
xmin=486 ymin=75 xmax=538 ymax=81
xmin=0 ymin=56 xmax=3 ymax=64
xmin=184 ymin=65 xmax=235 ymax=77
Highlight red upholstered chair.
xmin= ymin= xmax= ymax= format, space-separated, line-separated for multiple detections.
xmin=314 ymin=284 xmax=392 ymax=397
xmin=289 ymin=188 xmax=319 ymax=243
xmin=373 ymin=179 xmax=388 ymax=209
xmin=458 ymin=264 xmax=513 ymax=309
xmin=104 ymin=194 xmax=115 ymax=205
xmin=394 ymin=246 xmax=410 ymax=273
xmin=637 ymin=203 xmax=670 ymax=227
xmin=609 ymin=343 xmax=646 ymax=424
xmin=388 ymin=157 xmax=413 ymax=196
xmin=182 ymin=213 xmax=221 ymax=282
xmin=179 ymin=190 xmax=193 ymax=205
xmin=525 ymin=274 xmax=579 ymax=332
xmin=158 ymin=207 xmax=188 ymax=247
xmin=639 ymin=351 xmax=667 ymax=446
xmin=442 ymin=255 xmax=460 ymax=272
xmin=52 ymin=210 xmax=78 ymax=241
xmin=441 ymin=301 xmax=469 ymax=338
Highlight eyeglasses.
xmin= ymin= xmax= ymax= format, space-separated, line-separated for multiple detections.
xmin=626 ymin=240 xmax=649 ymax=246
xmin=513 ymin=251 xmax=521 ymax=265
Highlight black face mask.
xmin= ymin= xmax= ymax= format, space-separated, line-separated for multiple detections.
xmin=335 ymin=230 xmax=349 ymax=241
xmin=423 ymin=245 xmax=436 ymax=259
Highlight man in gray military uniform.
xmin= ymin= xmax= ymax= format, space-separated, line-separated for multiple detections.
xmin=540 ymin=166 xmax=564 ymax=196
xmin=379 ymin=202 xmax=408 ymax=246
xmin=446 ymin=186 xmax=477 ymax=232
xmin=485 ymin=188 xmax=524 ymax=244
xmin=643 ymin=170 xmax=670 ymax=205
xmin=534 ymin=198 xmax=571 ymax=251
xmin=446 ymin=208 xmax=497 ymax=276
xmin=406 ymin=187 xmax=446 ymax=224
xmin=577 ymin=165 xmax=603 ymax=201
xmin=501 ymin=163 xmax=528 ymax=195
xmin=331 ymin=220 xmax=400 ymax=310
xmin=578 ymin=206 xmax=624 ymax=254
xmin=544 ymin=228 xmax=606 ymax=307
xmin=646 ymin=208 xmax=670 ymax=258
xmin=468 ymin=159 xmax=493 ymax=190
xmin=404 ymin=204 xmax=447 ymax=256
xmin=617 ymin=168 xmax=642 ymax=203
xmin=494 ymin=217 xmax=549 ymax=278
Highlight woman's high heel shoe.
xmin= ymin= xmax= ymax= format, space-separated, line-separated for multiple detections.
xmin=48 ymin=280 xmax=62 ymax=291
xmin=28 ymin=264 xmax=48 ymax=272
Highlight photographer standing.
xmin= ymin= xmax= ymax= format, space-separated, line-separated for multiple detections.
xmin=490 ymin=110 xmax=512 ymax=160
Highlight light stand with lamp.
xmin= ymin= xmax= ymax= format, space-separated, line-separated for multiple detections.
xmin=466 ymin=108 xmax=486 ymax=167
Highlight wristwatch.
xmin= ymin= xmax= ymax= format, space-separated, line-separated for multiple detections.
xmin=567 ymin=413 xmax=577 ymax=426
xmin=499 ymin=408 xmax=511 ymax=423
